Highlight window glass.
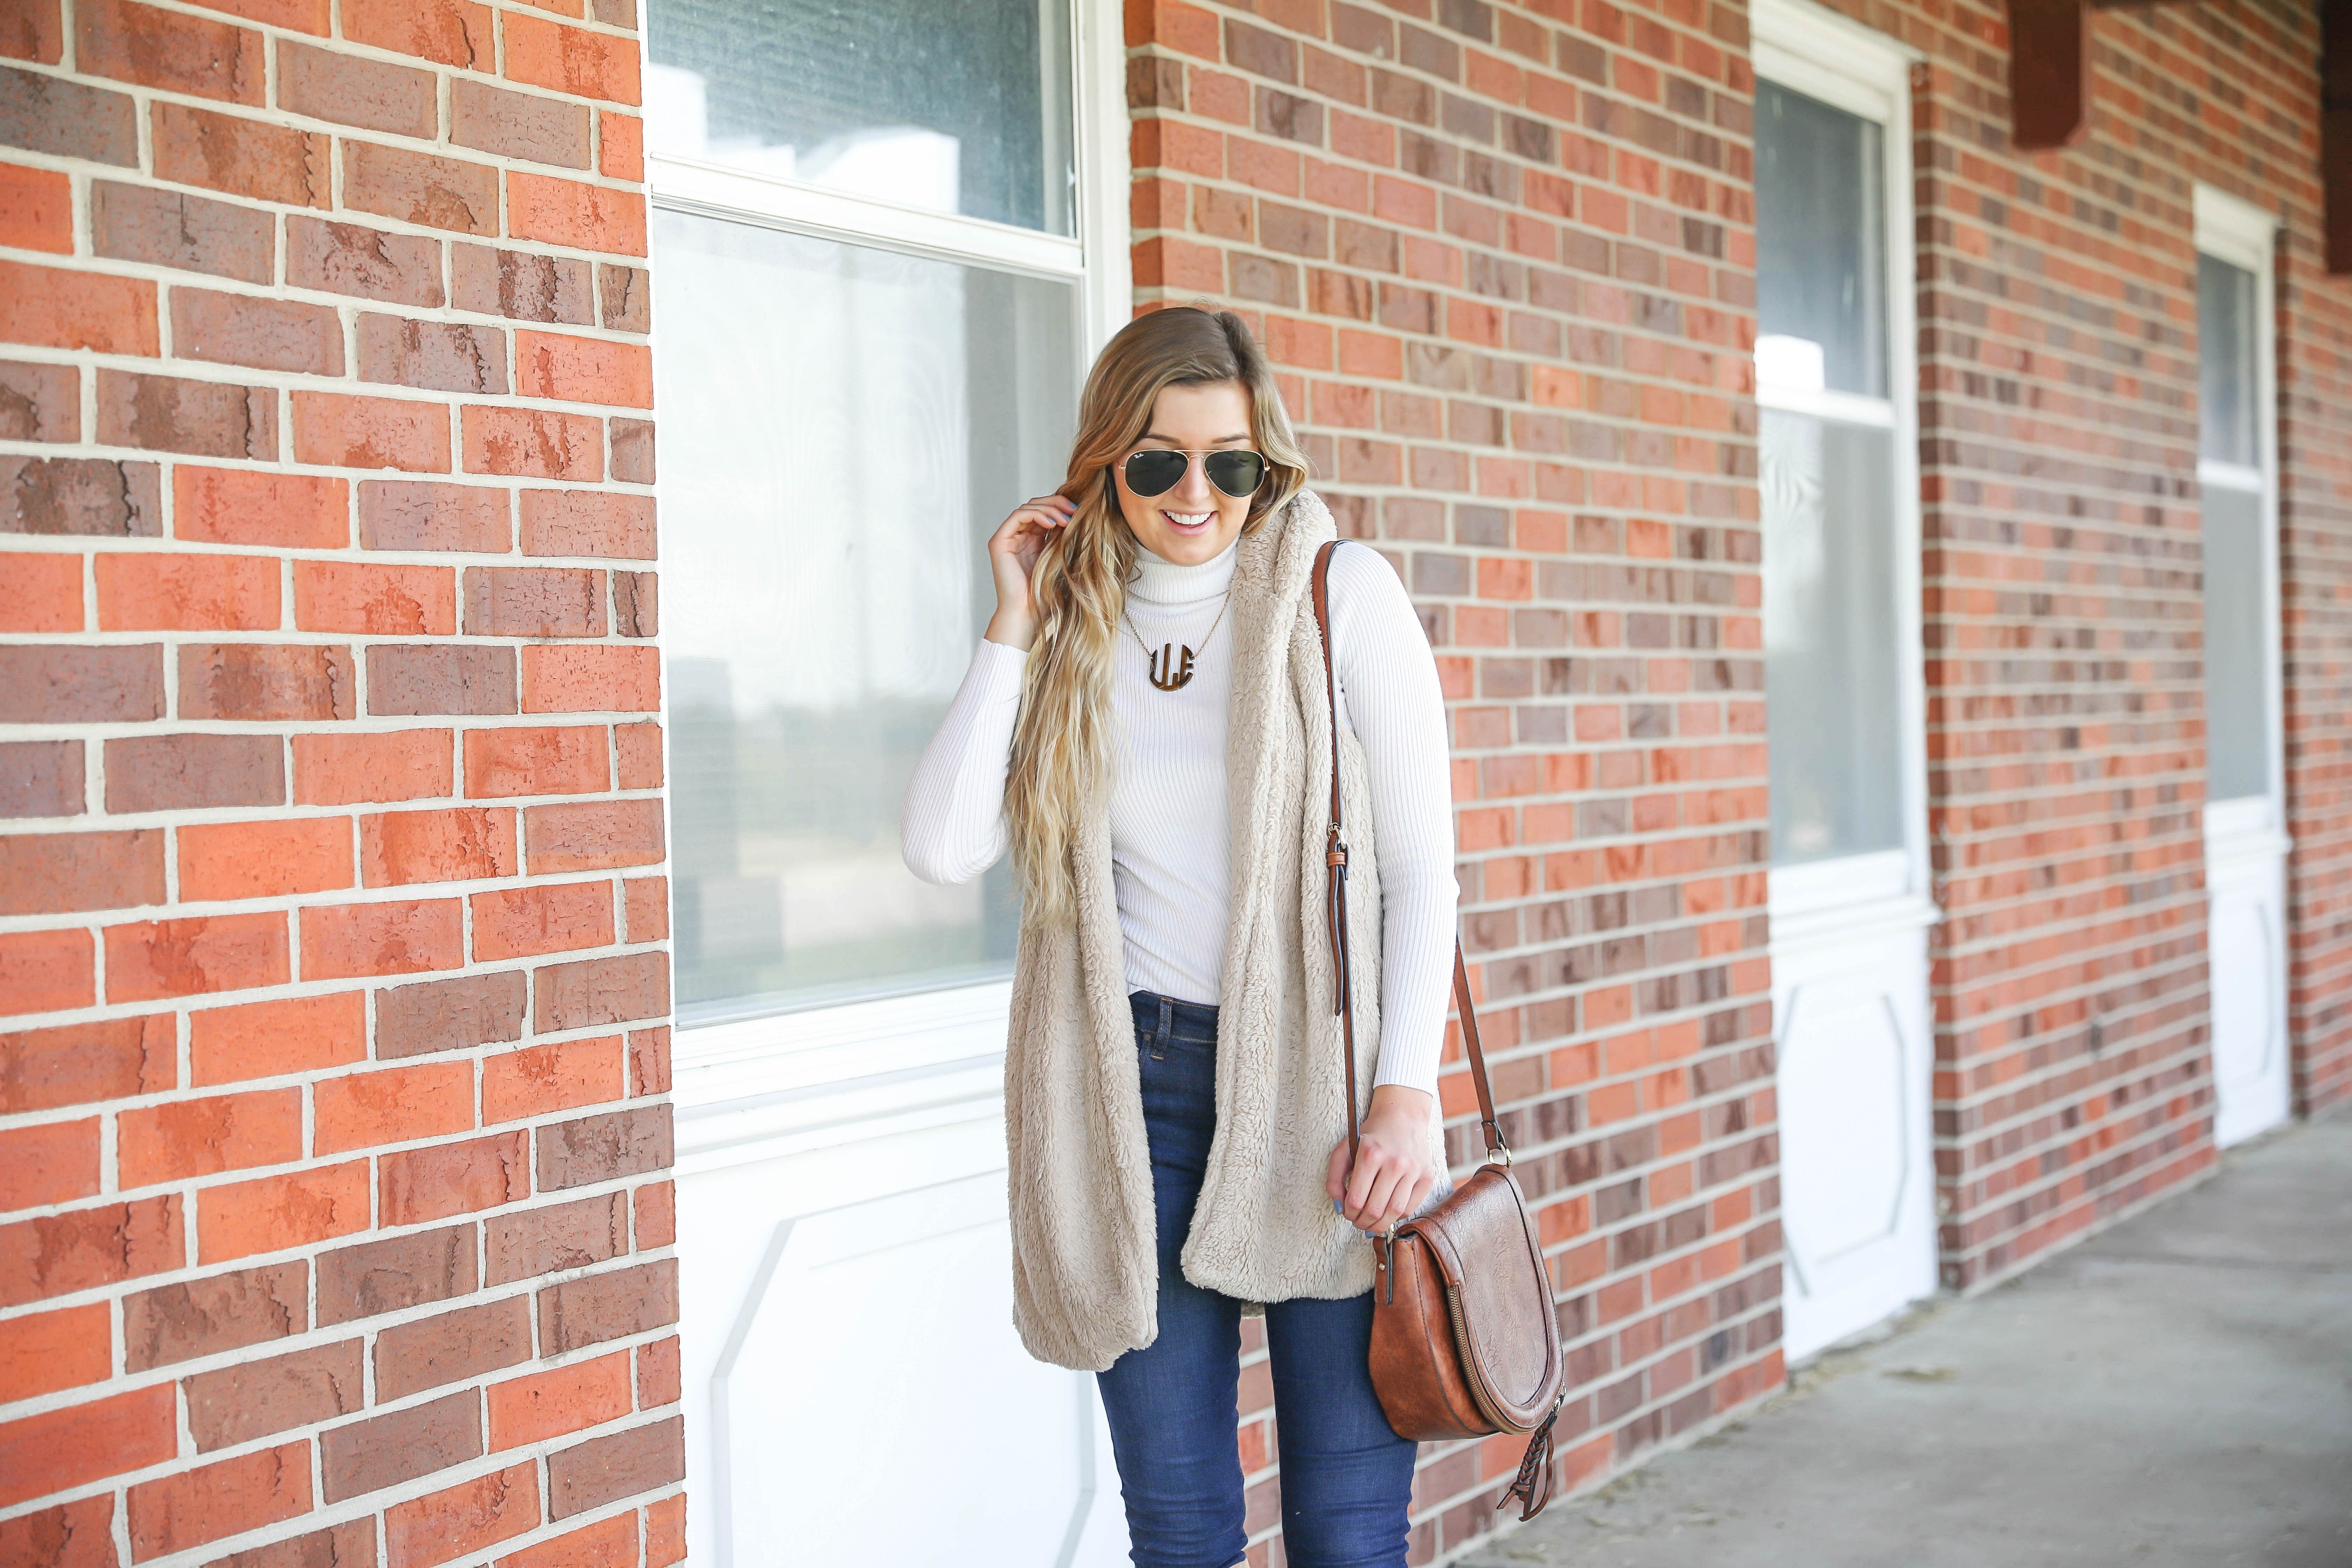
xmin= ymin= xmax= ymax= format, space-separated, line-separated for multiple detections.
xmin=647 ymin=0 xmax=1075 ymax=236
xmin=2201 ymin=482 xmax=2272 ymax=802
xmin=2198 ymin=253 xmax=2259 ymax=468
xmin=1755 ymin=83 xmax=1886 ymax=399
xmin=653 ymin=211 xmax=1078 ymax=1019
xmin=1761 ymin=412 xmax=1905 ymax=863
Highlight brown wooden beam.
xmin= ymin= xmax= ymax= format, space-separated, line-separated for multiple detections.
xmin=2009 ymin=0 xmax=2092 ymax=150
xmin=2328 ymin=0 xmax=2352 ymax=274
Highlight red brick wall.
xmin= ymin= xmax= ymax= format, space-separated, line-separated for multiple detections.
xmin=1126 ymin=0 xmax=1784 ymax=1558
xmin=0 ymin=3 xmax=680 ymax=1567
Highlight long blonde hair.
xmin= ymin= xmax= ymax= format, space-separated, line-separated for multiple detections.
xmin=1004 ymin=307 xmax=1310 ymax=926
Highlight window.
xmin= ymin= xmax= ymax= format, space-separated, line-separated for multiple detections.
xmin=646 ymin=0 xmax=1120 ymax=1023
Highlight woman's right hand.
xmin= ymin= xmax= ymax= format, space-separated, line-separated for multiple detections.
xmin=983 ymin=494 xmax=1077 ymax=652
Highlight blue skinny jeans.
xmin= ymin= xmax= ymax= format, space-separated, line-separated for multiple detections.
xmin=1095 ymin=990 xmax=1418 ymax=1568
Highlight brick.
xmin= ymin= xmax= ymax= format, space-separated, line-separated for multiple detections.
xmin=300 ymin=898 xmax=465 ymax=981
xmin=152 ymin=102 xmax=328 ymax=206
xmin=316 ymin=1222 xmax=475 ymax=1326
xmin=608 ymin=419 xmax=652 ymax=483
xmin=0 ymin=1196 xmax=181 ymax=1309
xmin=0 ymin=739 xmax=83 ymax=817
xmin=598 ymin=111 xmax=642 ymax=183
xmin=292 ymin=391 xmax=451 ymax=473
xmin=176 ymin=467 xmax=349 ymax=547
xmin=547 ymin=1415 xmax=682 ymax=1520
xmin=538 ymin=1257 xmax=676 ymax=1352
xmin=519 ymin=488 xmax=654 ymax=557
xmin=190 ymin=990 xmax=365 ymax=1085
xmin=623 ymin=877 xmax=666 ymax=942
xmin=195 ymin=1160 xmax=366 ymax=1264
xmin=486 ymin=1351 xmax=629 ymax=1452
xmin=357 ymin=314 xmax=510 ymax=394
xmin=78 ymin=0 xmax=263 ymax=102
xmin=631 ymin=1178 xmax=673 ymax=1247
xmin=465 ymin=724 xmax=610 ymax=797
xmin=636 ymin=1334 xmax=679 ymax=1406
xmin=0 ymin=4 xmax=62 ymax=66
xmin=498 ymin=1513 xmax=633 ymax=1568
xmin=536 ymin=1102 xmax=671 ymax=1190
xmin=374 ymin=969 xmax=527 ymax=1059
xmin=344 ymin=0 xmax=493 ymax=71
xmin=503 ymin=12 xmax=639 ymax=103
xmin=0 ymin=1387 xmax=176 ymax=1511
xmin=465 ymin=566 xmax=606 ymax=637
xmin=276 ymin=39 xmax=436 ymax=136
xmin=0 ymin=1116 xmax=97 ymax=1208
xmin=0 ymin=258 xmax=158 ymax=354
xmin=366 ymin=643 xmax=518 ymax=716
xmin=286 ymin=217 xmax=442 ymax=306
xmin=359 ymin=479 xmax=512 ymax=551
xmin=611 ymin=570 xmax=655 ymax=636
xmin=0 ymin=159 xmax=69 ymax=251
xmin=374 ymin=1294 xmax=531 ymax=1402
xmin=93 ymin=182 xmax=273 ymax=284
xmin=507 ymin=172 xmax=645 ymax=255
xmin=383 ymin=1464 xmax=539 ymax=1568
xmin=472 ymin=880 xmax=614 ymax=962
xmin=0 ymin=828 xmax=161 ymax=915
xmin=207 ymin=1520 xmax=377 ymax=1568
xmin=178 ymin=643 xmax=357 ymax=722
xmin=594 ymin=264 xmax=648 ymax=333
xmin=127 ymin=1442 xmax=312 ymax=1559
xmin=105 ymin=733 xmax=281 ymax=813
xmin=344 ymin=141 xmax=499 ymax=235
xmin=613 ymin=720 xmax=661 ymax=789
xmin=522 ymin=645 xmax=660 ymax=713
xmin=118 ymin=1088 xmax=302 ymax=1189
xmin=0 ymin=357 xmax=76 ymax=439
xmin=185 ymin=1339 xmax=361 ymax=1452
xmin=294 ymin=560 xmax=457 ymax=634
xmin=312 ymin=1058 xmax=475 ymax=1153
xmin=515 ymin=330 xmax=651 ymax=407
xmin=0 ymin=1302 xmax=110 ymax=1404
xmin=0 ymin=455 xmax=162 ymax=535
xmin=379 ymin=1129 xmax=528 ymax=1226
xmin=97 ymin=368 xmax=276 ymax=458
xmin=360 ymin=804 xmax=517 ymax=886
xmin=0 ymin=1014 xmax=171 ymax=1112
xmin=463 ymin=406 xmax=603 ymax=479
xmin=523 ymin=797 xmax=662 ymax=874
xmin=453 ymin=78 xmax=589 ymax=167
xmin=0 ymin=552 xmax=76 ymax=635
xmin=204 ymin=0 xmax=330 ymax=35
xmin=96 ymin=552 xmax=279 ymax=631
xmin=485 ymin=1190 xmax=622 ymax=1284
xmin=0 ymin=925 xmax=93 ymax=1014
xmin=645 ymin=1494 xmax=683 ymax=1568
xmin=452 ymin=242 xmax=592 ymax=325
xmin=122 ymin=1259 xmax=304 ymax=1371
xmin=171 ymin=286 xmax=344 ymax=375
xmin=292 ymin=729 xmax=452 ymax=807
xmin=0 ymin=63 xmax=137 ymax=166
xmin=179 ymin=816 xmax=351 ymax=902
xmin=484 ymin=1034 xmax=624 ymax=1123
xmin=105 ymin=911 xmax=289 ymax=1001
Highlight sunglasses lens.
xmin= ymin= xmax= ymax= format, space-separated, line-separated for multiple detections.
xmin=1204 ymin=451 xmax=1266 ymax=498
xmin=1124 ymin=449 xmax=1189 ymax=497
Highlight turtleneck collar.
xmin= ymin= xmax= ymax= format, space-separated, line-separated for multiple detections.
xmin=1128 ymin=535 xmax=1240 ymax=608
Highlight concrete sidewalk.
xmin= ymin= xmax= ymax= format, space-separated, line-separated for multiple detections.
xmin=1469 ymin=1115 xmax=2352 ymax=1568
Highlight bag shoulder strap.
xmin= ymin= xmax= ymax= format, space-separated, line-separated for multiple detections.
xmin=1311 ymin=539 xmax=1507 ymax=1163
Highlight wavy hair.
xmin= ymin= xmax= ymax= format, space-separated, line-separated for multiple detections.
xmin=1004 ymin=307 xmax=1310 ymax=926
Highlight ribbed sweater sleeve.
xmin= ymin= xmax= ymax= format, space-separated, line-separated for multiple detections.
xmin=899 ymin=636 xmax=1027 ymax=885
xmin=1326 ymin=545 xmax=1460 ymax=1097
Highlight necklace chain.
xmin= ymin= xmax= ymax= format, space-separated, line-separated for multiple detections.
xmin=1124 ymin=591 xmax=1231 ymax=692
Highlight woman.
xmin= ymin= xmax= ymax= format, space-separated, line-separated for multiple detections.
xmin=902 ymin=307 xmax=1458 ymax=1568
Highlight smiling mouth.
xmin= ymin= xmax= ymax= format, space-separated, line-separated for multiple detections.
xmin=1162 ymin=510 xmax=1214 ymax=529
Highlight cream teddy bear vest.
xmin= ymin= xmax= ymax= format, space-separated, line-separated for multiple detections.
xmin=1003 ymin=489 xmax=1448 ymax=1373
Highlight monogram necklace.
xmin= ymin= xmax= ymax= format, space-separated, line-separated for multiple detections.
xmin=1124 ymin=590 xmax=1232 ymax=692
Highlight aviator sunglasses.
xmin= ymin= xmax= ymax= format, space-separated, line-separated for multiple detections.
xmin=1120 ymin=447 xmax=1268 ymax=500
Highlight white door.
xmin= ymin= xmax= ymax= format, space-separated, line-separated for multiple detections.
xmin=1752 ymin=0 xmax=1940 ymax=1361
xmin=2194 ymin=188 xmax=2292 ymax=1149
xmin=642 ymin=1 xmax=1134 ymax=1559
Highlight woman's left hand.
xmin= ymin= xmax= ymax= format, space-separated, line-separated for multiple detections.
xmin=1326 ymin=1084 xmax=1441 ymax=1233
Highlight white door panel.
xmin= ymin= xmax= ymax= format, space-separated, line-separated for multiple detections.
xmin=2207 ymin=845 xmax=2290 ymax=1149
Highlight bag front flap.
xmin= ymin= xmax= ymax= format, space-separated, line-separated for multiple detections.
xmin=1409 ymin=1166 xmax=1561 ymax=1427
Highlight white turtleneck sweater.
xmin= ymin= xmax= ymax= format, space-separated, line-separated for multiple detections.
xmin=899 ymin=536 xmax=1457 ymax=1098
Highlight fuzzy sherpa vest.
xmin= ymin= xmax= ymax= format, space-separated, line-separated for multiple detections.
xmin=1002 ymin=489 xmax=1451 ymax=1373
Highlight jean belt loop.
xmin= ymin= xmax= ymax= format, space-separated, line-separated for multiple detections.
xmin=1156 ymin=994 xmax=1173 ymax=1042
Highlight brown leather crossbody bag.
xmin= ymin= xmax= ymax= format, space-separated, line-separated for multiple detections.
xmin=1311 ymin=539 xmax=1569 ymax=1521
